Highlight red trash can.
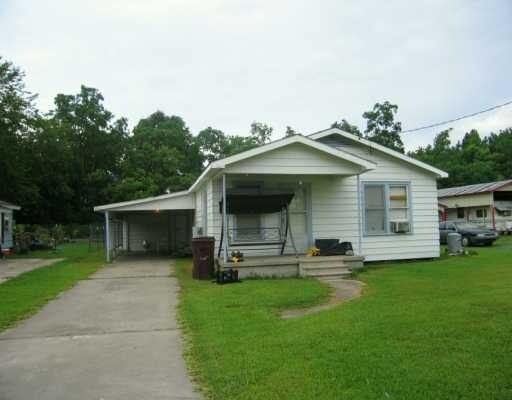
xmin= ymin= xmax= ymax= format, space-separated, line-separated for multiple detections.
xmin=191 ymin=237 xmax=215 ymax=280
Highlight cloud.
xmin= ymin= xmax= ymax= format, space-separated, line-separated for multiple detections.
xmin=2 ymin=0 xmax=511 ymax=150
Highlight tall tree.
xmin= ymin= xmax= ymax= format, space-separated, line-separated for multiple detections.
xmin=285 ymin=126 xmax=299 ymax=137
xmin=48 ymin=86 xmax=129 ymax=222
xmin=330 ymin=119 xmax=362 ymax=136
xmin=363 ymin=101 xmax=404 ymax=153
xmin=23 ymin=118 xmax=74 ymax=223
xmin=112 ymin=112 xmax=202 ymax=201
xmin=195 ymin=127 xmax=229 ymax=164
xmin=194 ymin=123 xmax=271 ymax=164
xmin=409 ymin=128 xmax=512 ymax=188
xmin=0 ymin=57 xmax=40 ymax=220
xmin=486 ymin=128 xmax=512 ymax=180
xmin=250 ymin=121 xmax=273 ymax=145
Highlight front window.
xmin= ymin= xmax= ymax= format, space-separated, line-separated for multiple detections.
xmin=364 ymin=183 xmax=411 ymax=235
xmin=364 ymin=185 xmax=386 ymax=234
xmin=476 ymin=208 xmax=487 ymax=219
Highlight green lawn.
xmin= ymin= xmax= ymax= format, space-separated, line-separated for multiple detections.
xmin=0 ymin=242 xmax=104 ymax=331
xmin=176 ymin=236 xmax=512 ymax=400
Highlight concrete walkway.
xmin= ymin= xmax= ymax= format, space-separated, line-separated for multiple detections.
xmin=0 ymin=256 xmax=201 ymax=400
xmin=0 ymin=258 xmax=64 ymax=283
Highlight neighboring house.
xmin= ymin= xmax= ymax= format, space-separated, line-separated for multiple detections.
xmin=0 ymin=201 xmax=21 ymax=250
xmin=95 ymin=128 xmax=447 ymax=267
xmin=438 ymin=202 xmax=448 ymax=222
xmin=438 ymin=180 xmax=512 ymax=233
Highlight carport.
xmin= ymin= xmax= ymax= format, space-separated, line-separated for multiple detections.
xmin=94 ymin=191 xmax=195 ymax=261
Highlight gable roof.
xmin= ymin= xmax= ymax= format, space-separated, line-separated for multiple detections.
xmin=0 ymin=200 xmax=21 ymax=211
xmin=438 ymin=179 xmax=512 ymax=198
xmin=189 ymin=134 xmax=377 ymax=192
xmin=308 ymin=128 xmax=448 ymax=178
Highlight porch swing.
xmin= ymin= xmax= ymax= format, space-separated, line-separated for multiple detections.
xmin=217 ymin=188 xmax=298 ymax=260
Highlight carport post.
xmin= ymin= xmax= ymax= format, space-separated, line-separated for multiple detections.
xmin=105 ymin=211 xmax=110 ymax=262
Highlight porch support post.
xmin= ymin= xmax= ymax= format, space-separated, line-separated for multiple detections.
xmin=105 ymin=211 xmax=111 ymax=262
xmin=222 ymin=174 xmax=228 ymax=263
xmin=356 ymin=174 xmax=363 ymax=256
xmin=491 ymin=192 xmax=496 ymax=230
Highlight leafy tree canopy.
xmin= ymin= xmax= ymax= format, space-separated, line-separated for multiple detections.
xmin=2 ymin=56 xmax=512 ymax=225
xmin=363 ymin=101 xmax=404 ymax=153
xmin=0 ymin=57 xmax=40 ymax=220
xmin=409 ymin=128 xmax=512 ymax=188
xmin=330 ymin=119 xmax=362 ymax=137
xmin=285 ymin=126 xmax=298 ymax=137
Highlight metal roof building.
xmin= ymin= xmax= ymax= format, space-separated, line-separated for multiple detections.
xmin=438 ymin=180 xmax=512 ymax=198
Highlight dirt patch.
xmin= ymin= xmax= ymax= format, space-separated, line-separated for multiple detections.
xmin=280 ymin=279 xmax=364 ymax=319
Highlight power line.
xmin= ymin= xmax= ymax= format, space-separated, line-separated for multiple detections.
xmin=402 ymin=99 xmax=512 ymax=133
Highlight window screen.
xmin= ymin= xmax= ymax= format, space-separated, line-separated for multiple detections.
xmin=364 ymin=185 xmax=386 ymax=234
xmin=364 ymin=183 xmax=412 ymax=235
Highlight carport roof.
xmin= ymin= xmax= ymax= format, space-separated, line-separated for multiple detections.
xmin=94 ymin=191 xmax=194 ymax=212
xmin=0 ymin=200 xmax=21 ymax=210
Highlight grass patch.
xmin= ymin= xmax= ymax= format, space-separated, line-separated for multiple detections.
xmin=0 ymin=242 xmax=104 ymax=331
xmin=176 ymin=236 xmax=512 ymax=400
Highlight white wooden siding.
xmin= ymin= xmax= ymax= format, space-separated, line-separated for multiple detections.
xmin=124 ymin=211 xmax=193 ymax=253
xmin=224 ymin=143 xmax=363 ymax=175
xmin=318 ymin=135 xmax=441 ymax=261
xmin=200 ymin=135 xmax=442 ymax=261
xmin=209 ymin=177 xmax=223 ymax=254
xmin=440 ymin=193 xmax=491 ymax=208
xmin=311 ymin=175 xmax=361 ymax=252
xmin=126 ymin=213 xmax=170 ymax=252
xmin=194 ymin=186 xmax=203 ymax=229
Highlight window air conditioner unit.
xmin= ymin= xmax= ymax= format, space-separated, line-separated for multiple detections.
xmin=192 ymin=226 xmax=203 ymax=237
xmin=390 ymin=221 xmax=410 ymax=233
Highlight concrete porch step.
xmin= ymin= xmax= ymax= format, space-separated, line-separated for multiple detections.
xmin=300 ymin=261 xmax=347 ymax=270
xmin=301 ymin=266 xmax=350 ymax=275
xmin=305 ymin=270 xmax=352 ymax=278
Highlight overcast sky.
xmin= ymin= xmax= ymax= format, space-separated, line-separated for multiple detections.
xmin=2 ymin=0 xmax=511 ymax=150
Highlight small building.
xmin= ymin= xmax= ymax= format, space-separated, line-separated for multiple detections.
xmin=95 ymin=128 xmax=448 ymax=273
xmin=438 ymin=180 xmax=512 ymax=233
xmin=0 ymin=200 xmax=21 ymax=250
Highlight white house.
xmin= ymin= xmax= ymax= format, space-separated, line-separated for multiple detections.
xmin=95 ymin=128 xmax=447 ymax=272
xmin=438 ymin=180 xmax=512 ymax=233
xmin=0 ymin=200 xmax=21 ymax=251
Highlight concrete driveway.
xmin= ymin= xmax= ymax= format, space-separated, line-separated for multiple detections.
xmin=0 ymin=256 xmax=201 ymax=400
xmin=0 ymin=258 xmax=64 ymax=283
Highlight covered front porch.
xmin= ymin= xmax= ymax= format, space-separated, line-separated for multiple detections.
xmin=189 ymin=137 xmax=378 ymax=277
